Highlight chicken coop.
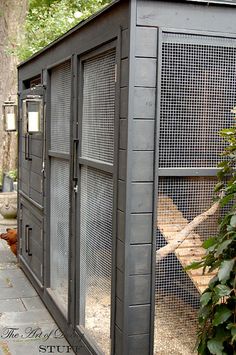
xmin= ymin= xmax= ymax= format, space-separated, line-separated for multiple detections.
xmin=17 ymin=0 xmax=236 ymax=354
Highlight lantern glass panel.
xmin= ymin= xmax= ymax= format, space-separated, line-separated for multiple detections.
xmin=27 ymin=100 xmax=41 ymax=133
xmin=3 ymin=104 xmax=17 ymax=132
xmin=22 ymin=98 xmax=43 ymax=133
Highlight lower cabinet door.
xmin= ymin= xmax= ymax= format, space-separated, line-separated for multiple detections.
xmin=19 ymin=198 xmax=43 ymax=283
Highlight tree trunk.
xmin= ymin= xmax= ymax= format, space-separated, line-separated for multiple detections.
xmin=0 ymin=0 xmax=28 ymax=177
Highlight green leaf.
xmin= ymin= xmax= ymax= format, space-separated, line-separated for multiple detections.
xmin=212 ymin=305 xmax=232 ymax=326
xmin=200 ymin=292 xmax=212 ymax=307
xmin=220 ymin=128 xmax=236 ymax=136
xmin=198 ymin=304 xmax=212 ymax=324
xmin=220 ymin=194 xmax=235 ymax=207
xmin=215 ymin=325 xmax=231 ymax=342
xmin=231 ymin=326 xmax=236 ymax=341
xmin=202 ymin=237 xmax=217 ymax=250
xmin=214 ymin=284 xmax=232 ymax=298
xmin=207 ymin=339 xmax=224 ymax=355
xmin=218 ymin=259 xmax=235 ymax=283
xmin=209 ymin=276 xmax=219 ymax=289
xmin=230 ymin=215 xmax=236 ymax=227
xmin=215 ymin=240 xmax=233 ymax=256
xmin=185 ymin=260 xmax=204 ymax=270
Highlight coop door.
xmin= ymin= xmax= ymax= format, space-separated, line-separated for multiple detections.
xmin=49 ymin=60 xmax=71 ymax=316
xmin=154 ymin=32 xmax=236 ymax=354
xmin=76 ymin=46 xmax=116 ymax=354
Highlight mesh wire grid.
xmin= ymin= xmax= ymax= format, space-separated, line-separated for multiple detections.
xmin=159 ymin=33 xmax=236 ymax=168
xmin=80 ymin=166 xmax=113 ymax=354
xmin=81 ymin=50 xmax=116 ymax=164
xmin=155 ymin=33 xmax=236 ymax=354
xmin=50 ymin=61 xmax=71 ymax=154
xmin=50 ymin=158 xmax=70 ymax=312
xmin=155 ymin=177 xmax=222 ymax=354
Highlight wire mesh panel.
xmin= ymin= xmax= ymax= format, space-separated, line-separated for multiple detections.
xmin=154 ymin=33 xmax=236 ymax=354
xmin=159 ymin=33 xmax=236 ymax=168
xmin=155 ymin=177 xmax=220 ymax=354
xmin=50 ymin=158 xmax=70 ymax=313
xmin=50 ymin=61 xmax=71 ymax=154
xmin=80 ymin=166 xmax=113 ymax=354
xmin=81 ymin=50 xmax=116 ymax=164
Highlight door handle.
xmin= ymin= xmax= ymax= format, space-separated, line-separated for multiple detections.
xmin=24 ymin=134 xmax=32 ymax=161
xmin=72 ymin=139 xmax=79 ymax=181
xmin=25 ymin=225 xmax=32 ymax=256
xmin=27 ymin=133 xmax=32 ymax=161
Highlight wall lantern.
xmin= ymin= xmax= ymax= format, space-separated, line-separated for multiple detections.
xmin=2 ymin=101 xmax=17 ymax=132
xmin=23 ymin=97 xmax=43 ymax=133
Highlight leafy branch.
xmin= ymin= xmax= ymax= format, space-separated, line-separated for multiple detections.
xmin=10 ymin=0 xmax=111 ymax=61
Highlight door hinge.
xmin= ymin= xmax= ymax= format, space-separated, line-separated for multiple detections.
xmin=74 ymin=185 xmax=78 ymax=193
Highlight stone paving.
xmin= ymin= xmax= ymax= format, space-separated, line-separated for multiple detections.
xmin=0 ymin=223 xmax=74 ymax=355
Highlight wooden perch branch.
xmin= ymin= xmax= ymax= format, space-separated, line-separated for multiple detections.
xmin=156 ymin=200 xmax=221 ymax=261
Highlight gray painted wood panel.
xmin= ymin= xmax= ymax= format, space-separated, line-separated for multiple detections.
xmin=121 ymin=58 xmax=129 ymax=87
xmin=118 ymin=149 xmax=126 ymax=181
xmin=30 ymin=188 xmax=43 ymax=206
xmin=118 ymin=180 xmax=126 ymax=211
xmin=115 ymin=297 xmax=124 ymax=330
xmin=30 ymin=171 xmax=42 ymax=193
xmin=116 ymin=268 xmax=124 ymax=301
xmin=137 ymin=0 xmax=236 ymax=33
xmin=31 ymin=156 xmax=43 ymax=175
xmin=131 ymin=151 xmax=154 ymax=181
xmin=121 ymin=28 xmax=129 ymax=59
xmin=135 ymin=27 xmax=157 ymax=57
xmin=120 ymin=87 xmax=128 ymax=118
xmin=19 ymin=181 xmax=29 ymax=196
xmin=128 ymin=274 xmax=151 ymax=304
xmin=117 ymin=239 xmax=125 ymax=272
xmin=119 ymin=119 xmax=128 ymax=150
xmin=131 ymin=183 xmax=153 ymax=213
xmin=129 ymin=244 xmax=152 ymax=274
xmin=130 ymin=213 xmax=153 ymax=244
xmin=20 ymin=167 xmax=29 ymax=185
xmin=132 ymin=120 xmax=155 ymax=151
xmin=128 ymin=304 xmax=151 ymax=334
xmin=128 ymin=334 xmax=150 ymax=355
xmin=31 ymin=140 xmax=43 ymax=158
xmin=114 ymin=326 xmax=123 ymax=355
xmin=134 ymin=58 xmax=156 ymax=87
xmin=133 ymin=87 xmax=156 ymax=119
xmin=117 ymin=210 xmax=125 ymax=242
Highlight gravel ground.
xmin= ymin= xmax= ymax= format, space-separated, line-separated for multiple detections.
xmin=77 ymin=287 xmax=198 ymax=355
xmin=154 ymin=293 xmax=198 ymax=355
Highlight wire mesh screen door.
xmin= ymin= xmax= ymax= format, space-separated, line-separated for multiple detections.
xmin=77 ymin=47 xmax=116 ymax=354
xmin=49 ymin=60 xmax=71 ymax=316
xmin=154 ymin=32 xmax=236 ymax=354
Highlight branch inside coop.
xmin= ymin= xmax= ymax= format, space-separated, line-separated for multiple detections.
xmin=156 ymin=200 xmax=220 ymax=261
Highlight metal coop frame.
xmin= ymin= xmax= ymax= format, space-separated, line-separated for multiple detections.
xmin=17 ymin=0 xmax=236 ymax=354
